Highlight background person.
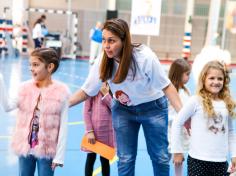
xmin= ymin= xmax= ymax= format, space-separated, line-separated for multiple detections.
xmin=168 ymin=58 xmax=191 ymax=176
xmin=32 ymin=18 xmax=44 ymax=48
xmin=89 ymin=21 xmax=103 ymax=65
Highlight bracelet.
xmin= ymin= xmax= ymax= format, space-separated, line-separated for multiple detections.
xmin=86 ymin=130 xmax=94 ymax=134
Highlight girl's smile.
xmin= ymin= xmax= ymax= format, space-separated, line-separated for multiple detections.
xmin=204 ymin=68 xmax=224 ymax=98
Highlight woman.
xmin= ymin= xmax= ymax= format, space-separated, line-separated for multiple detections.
xmin=70 ymin=18 xmax=182 ymax=176
xmin=32 ymin=18 xmax=44 ymax=48
xmin=89 ymin=21 xmax=103 ymax=65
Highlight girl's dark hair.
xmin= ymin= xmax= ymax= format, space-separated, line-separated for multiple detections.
xmin=99 ymin=18 xmax=137 ymax=84
xmin=168 ymin=58 xmax=191 ymax=92
xmin=31 ymin=48 xmax=60 ymax=73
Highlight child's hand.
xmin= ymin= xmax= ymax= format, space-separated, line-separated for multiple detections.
xmin=184 ymin=118 xmax=191 ymax=136
xmin=173 ymin=153 xmax=184 ymax=166
xmin=86 ymin=131 xmax=96 ymax=144
xmin=100 ymin=83 xmax=109 ymax=96
xmin=51 ymin=162 xmax=63 ymax=170
xmin=229 ymin=157 xmax=236 ymax=173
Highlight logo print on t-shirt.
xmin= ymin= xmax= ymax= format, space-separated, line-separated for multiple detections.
xmin=208 ymin=113 xmax=225 ymax=134
xmin=115 ymin=90 xmax=131 ymax=105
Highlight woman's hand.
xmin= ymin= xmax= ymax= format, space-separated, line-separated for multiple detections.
xmin=86 ymin=131 xmax=96 ymax=144
xmin=51 ymin=162 xmax=63 ymax=170
xmin=69 ymin=89 xmax=89 ymax=107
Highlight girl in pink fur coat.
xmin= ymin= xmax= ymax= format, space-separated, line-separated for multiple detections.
xmin=83 ymin=82 xmax=115 ymax=176
xmin=7 ymin=48 xmax=70 ymax=176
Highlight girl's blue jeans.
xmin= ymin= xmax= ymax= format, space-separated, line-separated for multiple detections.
xmin=19 ymin=155 xmax=54 ymax=176
xmin=112 ymin=96 xmax=170 ymax=176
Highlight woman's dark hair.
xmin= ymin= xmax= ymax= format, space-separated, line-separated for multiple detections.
xmin=31 ymin=48 xmax=60 ymax=73
xmin=41 ymin=14 xmax=46 ymax=20
xmin=33 ymin=18 xmax=43 ymax=27
xmin=99 ymin=18 xmax=137 ymax=84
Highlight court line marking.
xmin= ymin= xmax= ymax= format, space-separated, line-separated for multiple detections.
xmin=0 ymin=136 xmax=11 ymax=139
xmin=68 ymin=121 xmax=84 ymax=125
xmin=92 ymin=155 xmax=118 ymax=176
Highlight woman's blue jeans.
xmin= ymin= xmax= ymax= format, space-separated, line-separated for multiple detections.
xmin=112 ymin=96 xmax=170 ymax=176
xmin=19 ymin=155 xmax=54 ymax=176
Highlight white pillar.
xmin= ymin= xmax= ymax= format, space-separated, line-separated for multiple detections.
xmin=221 ymin=0 xmax=229 ymax=49
xmin=205 ymin=0 xmax=221 ymax=46
xmin=107 ymin=0 xmax=117 ymax=19
xmin=12 ymin=0 xmax=29 ymax=25
xmin=108 ymin=0 xmax=116 ymax=11
xmin=182 ymin=0 xmax=194 ymax=59
xmin=184 ymin=0 xmax=194 ymax=34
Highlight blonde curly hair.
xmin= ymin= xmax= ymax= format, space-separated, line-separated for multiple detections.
xmin=196 ymin=60 xmax=236 ymax=118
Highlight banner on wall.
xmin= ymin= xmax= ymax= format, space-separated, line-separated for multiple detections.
xmin=226 ymin=1 xmax=236 ymax=34
xmin=130 ymin=0 xmax=162 ymax=36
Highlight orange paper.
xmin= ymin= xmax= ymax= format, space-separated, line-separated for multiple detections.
xmin=81 ymin=136 xmax=116 ymax=160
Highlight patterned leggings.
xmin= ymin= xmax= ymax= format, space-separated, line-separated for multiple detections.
xmin=187 ymin=155 xmax=229 ymax=176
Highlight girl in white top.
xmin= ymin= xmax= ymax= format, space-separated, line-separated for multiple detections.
xmin=32 ymin=18 xmax=44 ymax=48
xmin=171 ymin=60 xmax=236 ymax=176
xmin=168 ymin=59 xmax=191 ymax=176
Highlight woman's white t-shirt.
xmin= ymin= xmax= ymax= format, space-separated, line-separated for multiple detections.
xmin=32 ymin=23 xmax=43 ymax=39
xmin=81 ymin=45 xmax=170 ymax=106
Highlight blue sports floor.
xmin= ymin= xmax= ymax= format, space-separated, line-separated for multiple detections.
xmin=0 ymin=55 xmax=236 ymax=176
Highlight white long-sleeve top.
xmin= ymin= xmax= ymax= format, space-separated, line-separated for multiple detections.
xmin=168 ymin=88 xmax=190 ymax=152
xmin=168 ymin=88 xmax=190 ymax=122
xmin=32 ymin=23 xmax=43 ymax=39
xmin=171 ymin=95 xmax=236 ymax=162
xmin=0 ymin=75 xmax=68 ymax=164
xmin=52 ymin=101 xmax=68 ymax=165
xmin=0 ymin=74 xmax=18 ymax=111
